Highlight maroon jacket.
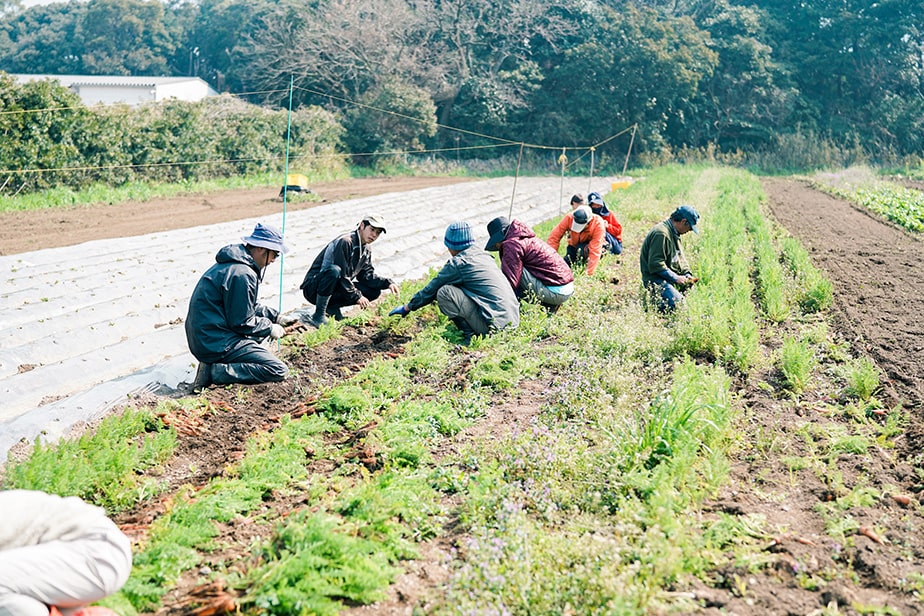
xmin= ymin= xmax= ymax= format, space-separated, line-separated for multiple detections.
xmin=498 ymin=219 xmax=574 ymax=294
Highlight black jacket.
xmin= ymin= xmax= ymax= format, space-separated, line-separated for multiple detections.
xmin=185 ymin=244 xmax=278 ymax=362
xmin=300 ymin=229 xmax=392 ymax=302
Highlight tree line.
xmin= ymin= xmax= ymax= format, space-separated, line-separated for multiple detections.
xmin=0 ymin=74 xmax=345 ymax=193
xmin=1 ymin=0 xmax=923 ymax=173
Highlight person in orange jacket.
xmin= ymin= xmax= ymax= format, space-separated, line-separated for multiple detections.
xmin=547 ymin=205 xmax=606 ymax=275
xmin=588 ymin=192 xmax=623 ymax=255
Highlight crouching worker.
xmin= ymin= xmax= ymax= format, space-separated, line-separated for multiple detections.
xmin=639 ymin=205 xmax=701 ymax=312
xmin=547 ymin=205 xmax=607 ymax=275
xmin=588 ymin=192 xmax=623 ymax=255
xmin=485 ymin=216 xmax=574 ymax=313
xmin=0 ymin=489 xmax=133 ymax=616
xmin=299 ymin=214 xmax=399 ymax=327
xmin=185 ymin=222 xmax=289 ymax=389
xmin=388 ymin=221 xmax=519 ymax=345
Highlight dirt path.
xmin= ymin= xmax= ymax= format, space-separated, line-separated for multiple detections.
xmin=0 ymin=176 xmax=474 ymax=255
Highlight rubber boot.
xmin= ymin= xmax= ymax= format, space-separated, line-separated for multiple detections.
xmin=303 ymin=295 xmax=330 ymax=328
xmin=192 ymin=362 xmax=212 ymax=391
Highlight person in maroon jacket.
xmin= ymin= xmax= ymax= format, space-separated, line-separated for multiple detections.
xmin=485 ymin=216 xmax=575 ymax=313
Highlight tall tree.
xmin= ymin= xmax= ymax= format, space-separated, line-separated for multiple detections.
xmin=762 ymin=0 xmax=924 ymax=153
xmin=185 ymin=0 xmax=279 ymax=92
xmin=682 ymin=0 xmax=795 ymax=149
xmin=235 ymin=0 xmax=442 ymax=107
xmin=0 ymin=3 xmax=87 ymax=74
xmin=77 ymin=0 xmax=177 ymax=75
xmin=532 ymin=4 xmax=717 ymax=153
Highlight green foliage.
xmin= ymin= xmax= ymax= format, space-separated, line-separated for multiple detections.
xmin=121 ymin=416 xmax=330 ymax=610
xmin=242 ymin=511 xmax=398 ymax=616
xmin=779 ymin=335 xmax=816 ymax=394
xmin=818 ymin=179 xmax=924 ymax=234
xmin=780 ymin=237 xmax=833 ymax=313
xmin=0 ymin=78 xmax=345 ymax=196
xmin=1 ymin=405 xmax=175 ymax=511
xmin=343 ymin=80 xmax=437 ymax=168
xmin=840 ymin=356 xmax=881 ymax=402
xmin=4 ymin=0 xmax=924 ymax=165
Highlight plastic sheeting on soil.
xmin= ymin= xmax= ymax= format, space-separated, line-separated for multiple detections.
xmin=0 ymin=176 xmax=614 ymax=458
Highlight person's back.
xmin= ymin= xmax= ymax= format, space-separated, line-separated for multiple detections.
xmin=497 ymin=219 xmax=573 ymax=289
xmin=394 ymin=222 xmax=520 ymax=342
xmin=421 ymin=246 xmax=520 ymax=332
xmin=0 ymin=490 xmax=133 ymax=616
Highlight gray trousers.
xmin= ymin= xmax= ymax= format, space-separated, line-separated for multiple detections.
xmin=210 ymin=338 xmax=288 ymax=385
xmin=519 ymin=270 xmax=573 ymax=306
xmin=436 ymin=285 xmax=492 ymax=335
xmin=0 ymin=520 xmax=132 ymax=616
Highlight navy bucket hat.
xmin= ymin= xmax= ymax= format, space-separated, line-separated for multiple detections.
xmin=242 ymin=223 xmax=290 ymax=254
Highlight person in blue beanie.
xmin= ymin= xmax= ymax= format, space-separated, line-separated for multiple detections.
xmin=639 ymin=205 xmax=701 ymax=312
xmin=388 ymin=221 xmax=519 ymax=345
xmin=185 ymin=222 xmax=290 ymax=389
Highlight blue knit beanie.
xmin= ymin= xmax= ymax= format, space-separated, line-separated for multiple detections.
xmin=444 ymin=221 xmax=475 ymax=250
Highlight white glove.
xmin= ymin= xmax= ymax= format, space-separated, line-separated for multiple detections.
xmin=269 ymin=323 xmax=285 ymax=340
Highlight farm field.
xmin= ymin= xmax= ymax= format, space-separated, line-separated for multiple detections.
xmin=2 ymin=167 xmax=923 ymax=615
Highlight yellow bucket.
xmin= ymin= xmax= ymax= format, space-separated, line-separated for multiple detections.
xmin=286 ymin=173 xmax=309 ymax=188
xmin=611 ymin=180 xmax=631 ymax=191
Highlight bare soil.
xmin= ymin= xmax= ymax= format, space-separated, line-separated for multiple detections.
xmin=0 ymin=176 xmax=474 ymax=255
xmin=7 ymin=176 xmax=924 ymax=615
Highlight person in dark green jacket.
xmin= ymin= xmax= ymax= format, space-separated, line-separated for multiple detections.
xmin=388 ymin=221 xmax=519 ymax=345
xmin=639 ymin=205 xmax=700 ymax=312
xmin=185 ymin=223 xmax=289 ymax=389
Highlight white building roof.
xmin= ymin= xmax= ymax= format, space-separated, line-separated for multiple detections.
xmin=10 ymin=74 xmax=219 ymax=105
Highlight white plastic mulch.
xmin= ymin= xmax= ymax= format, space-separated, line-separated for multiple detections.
xmin=0 ymin=176 xmax=615 ymax=458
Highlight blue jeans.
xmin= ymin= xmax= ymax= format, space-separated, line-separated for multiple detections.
xmin=646 ymin=280 xmax=684 ymax=312
xmin=604 ymin=233 xmax=622 ymax=255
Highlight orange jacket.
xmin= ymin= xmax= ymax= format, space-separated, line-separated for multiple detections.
xmin=547 ymin=213 xmax=606 ymax=274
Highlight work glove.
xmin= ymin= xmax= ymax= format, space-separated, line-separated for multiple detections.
xmin=388 ymin=304 xmax=410 ymax=317
xmin=269 ymin=323 xmax=285 ymax=340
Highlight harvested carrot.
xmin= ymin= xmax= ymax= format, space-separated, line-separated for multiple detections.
xmin=858 ymin=526 xmax=887 ymax=545
xmin=892 ymin=494 xmax=912 ymax=507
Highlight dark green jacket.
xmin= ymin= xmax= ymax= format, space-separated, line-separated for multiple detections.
xmin=185 ymin=243 xmax=278 ymax=363
xmin=639 ymin=220 xmax=691 ymax=284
